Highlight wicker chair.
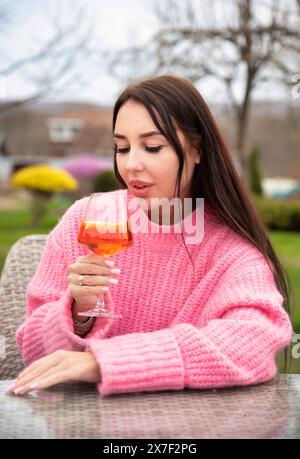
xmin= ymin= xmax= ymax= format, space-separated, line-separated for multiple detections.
xmin=0 ymin=235 xmax=47 ymax=379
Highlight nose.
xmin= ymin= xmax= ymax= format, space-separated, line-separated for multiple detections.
xmin=124 ymin=150 xmax=144 ymax=173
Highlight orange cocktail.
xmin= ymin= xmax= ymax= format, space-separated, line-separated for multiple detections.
xmin=78 ymin=221 xmax=132 ymax=257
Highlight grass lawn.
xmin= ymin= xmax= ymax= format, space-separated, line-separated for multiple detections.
xmin=269 ymin=232 xmax=300 ymax=330
xmin=0 ymin=197 xmax=71 ymax=273
xmin=268 ymin=232 xmax=300 ymax=373
xmin=0 ymin=199 xmax=299 ymax=372
xmin=0 ymin=211 xmax=51 ymax=273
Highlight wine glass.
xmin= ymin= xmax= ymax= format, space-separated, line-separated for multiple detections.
xmin=77 ymin=189 xmax=132 ymax=318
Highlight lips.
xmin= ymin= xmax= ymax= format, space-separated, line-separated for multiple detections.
xmin=134 ymin=185 xmax=148 ymax=189
xmin=129 ymin=180 xmax=153 ymax=188
xmin=129 ymin=181 xmax=153 ymax=197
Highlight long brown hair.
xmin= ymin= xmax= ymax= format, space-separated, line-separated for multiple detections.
xmin=112 ymin=75 xmax=292 ymax=368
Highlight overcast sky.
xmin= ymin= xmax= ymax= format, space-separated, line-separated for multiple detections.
xmin=0 ymin=0 xmax=162 ymax=105
xmin=0 ymin=0 xmax=296 ymax=106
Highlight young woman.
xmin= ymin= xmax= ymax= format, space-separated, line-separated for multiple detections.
xmin=8 ymin=75 xmax=292 ymax=397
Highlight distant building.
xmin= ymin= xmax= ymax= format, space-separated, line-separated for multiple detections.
xmin=47 ymin=118 xmax=85 ymax=143
xmin=0 ymin=102 xmax=114 ymax=160
xmin=0 ymin=100 xmax=299 ymax=180
xmin=0 ymin=102 xmax=115 ymax=181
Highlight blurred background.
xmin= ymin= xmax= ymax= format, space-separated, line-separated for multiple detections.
xmin=0 ymin=0 xmax=299 ymax=371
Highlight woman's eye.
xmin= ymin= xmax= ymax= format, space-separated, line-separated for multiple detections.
xmin=145 ymin=146 xmax=162 ymax=153
xmin=114 ymin=145 xmax=163 ymax=154
xmin=114 ymin=146 xmax=129 ymax=154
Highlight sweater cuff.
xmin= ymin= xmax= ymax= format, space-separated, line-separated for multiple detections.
xmin=87 ymin=329 xmax=185 ymax=396
xmin=42 ymin=291 xmax=87 ymax=354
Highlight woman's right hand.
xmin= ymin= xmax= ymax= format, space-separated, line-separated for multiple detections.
xmin=67 ymin=254 xmax=120 ymax=319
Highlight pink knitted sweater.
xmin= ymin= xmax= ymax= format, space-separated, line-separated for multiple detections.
xmin=16 ymin=193 xmax=293 ymax=396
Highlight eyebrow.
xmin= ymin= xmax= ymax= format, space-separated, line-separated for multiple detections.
xmin=113 ymin=130 xmax=164 ymax=139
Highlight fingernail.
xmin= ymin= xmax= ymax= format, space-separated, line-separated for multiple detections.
xmin=5 ymin=382 xmax=16 ymax=393
xmin=14 ymin=386 xmax=25 ymax=395
xmin=110 ymin=268 xmax=121 ymax=274
xmin=101 ymin=286 xmax=109 ymax=292
xmin=30 ymin=382 xmax=40 ymax=390
xmin=107 ymin=278 xmax=118 ymax=285
xmin=104 ymin=260 xmax=115 ymax=267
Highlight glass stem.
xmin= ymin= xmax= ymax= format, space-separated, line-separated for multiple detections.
xmin=95 ymin=293 xmax=106 ymax=312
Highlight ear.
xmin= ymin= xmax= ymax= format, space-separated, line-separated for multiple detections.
xmin=191 ymin=138 xmax=201 ymax=164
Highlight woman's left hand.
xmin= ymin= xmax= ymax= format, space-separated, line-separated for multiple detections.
xmin=6 ymin=350 xmax=101 ymax=395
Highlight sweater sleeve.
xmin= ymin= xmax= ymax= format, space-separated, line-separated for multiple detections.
xmin=87 ymin=253 xmax=293 ymax=396
xmin=16 ymin=211 xmax=87 ymax=366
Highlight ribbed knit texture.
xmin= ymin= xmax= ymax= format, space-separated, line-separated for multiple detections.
xmin=16 ymin=192 xmax=293 ymax=396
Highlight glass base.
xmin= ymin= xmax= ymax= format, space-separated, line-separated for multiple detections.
xmin=78 ymin=307 xmax=122 ymax=319
xmin=77 ymin=291 xmax=122 ymax=319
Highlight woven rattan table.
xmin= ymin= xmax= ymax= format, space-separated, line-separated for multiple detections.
xmin=0 ymin=375 xmax=300 ymax=439
xmin=1 ymin=237 xmax=300 ymax=439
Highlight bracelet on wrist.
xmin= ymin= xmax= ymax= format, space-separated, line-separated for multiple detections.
xmin=72 ymin=316 xmax=95 ymax=336
xmin=73 ymin=316 xmax=93 ymax=325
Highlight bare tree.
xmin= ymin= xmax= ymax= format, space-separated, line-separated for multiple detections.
xmin=0 ymin=0 xmax=95 ymax=115
xmin=109 ymin=0 xmax=300 ymax=184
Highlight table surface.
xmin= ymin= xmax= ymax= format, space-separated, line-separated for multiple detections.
xmin=1 ymin=375 xmax=300 ymax=439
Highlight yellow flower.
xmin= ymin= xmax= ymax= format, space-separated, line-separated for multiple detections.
xmin=11 ymin=164 xmax=78 ymax=193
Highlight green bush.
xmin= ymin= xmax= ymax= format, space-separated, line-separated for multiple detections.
xmin=92 ymin=170 xmax=121 ymax=193
xmin=252 ymin=196 xmax=300 ymax=231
